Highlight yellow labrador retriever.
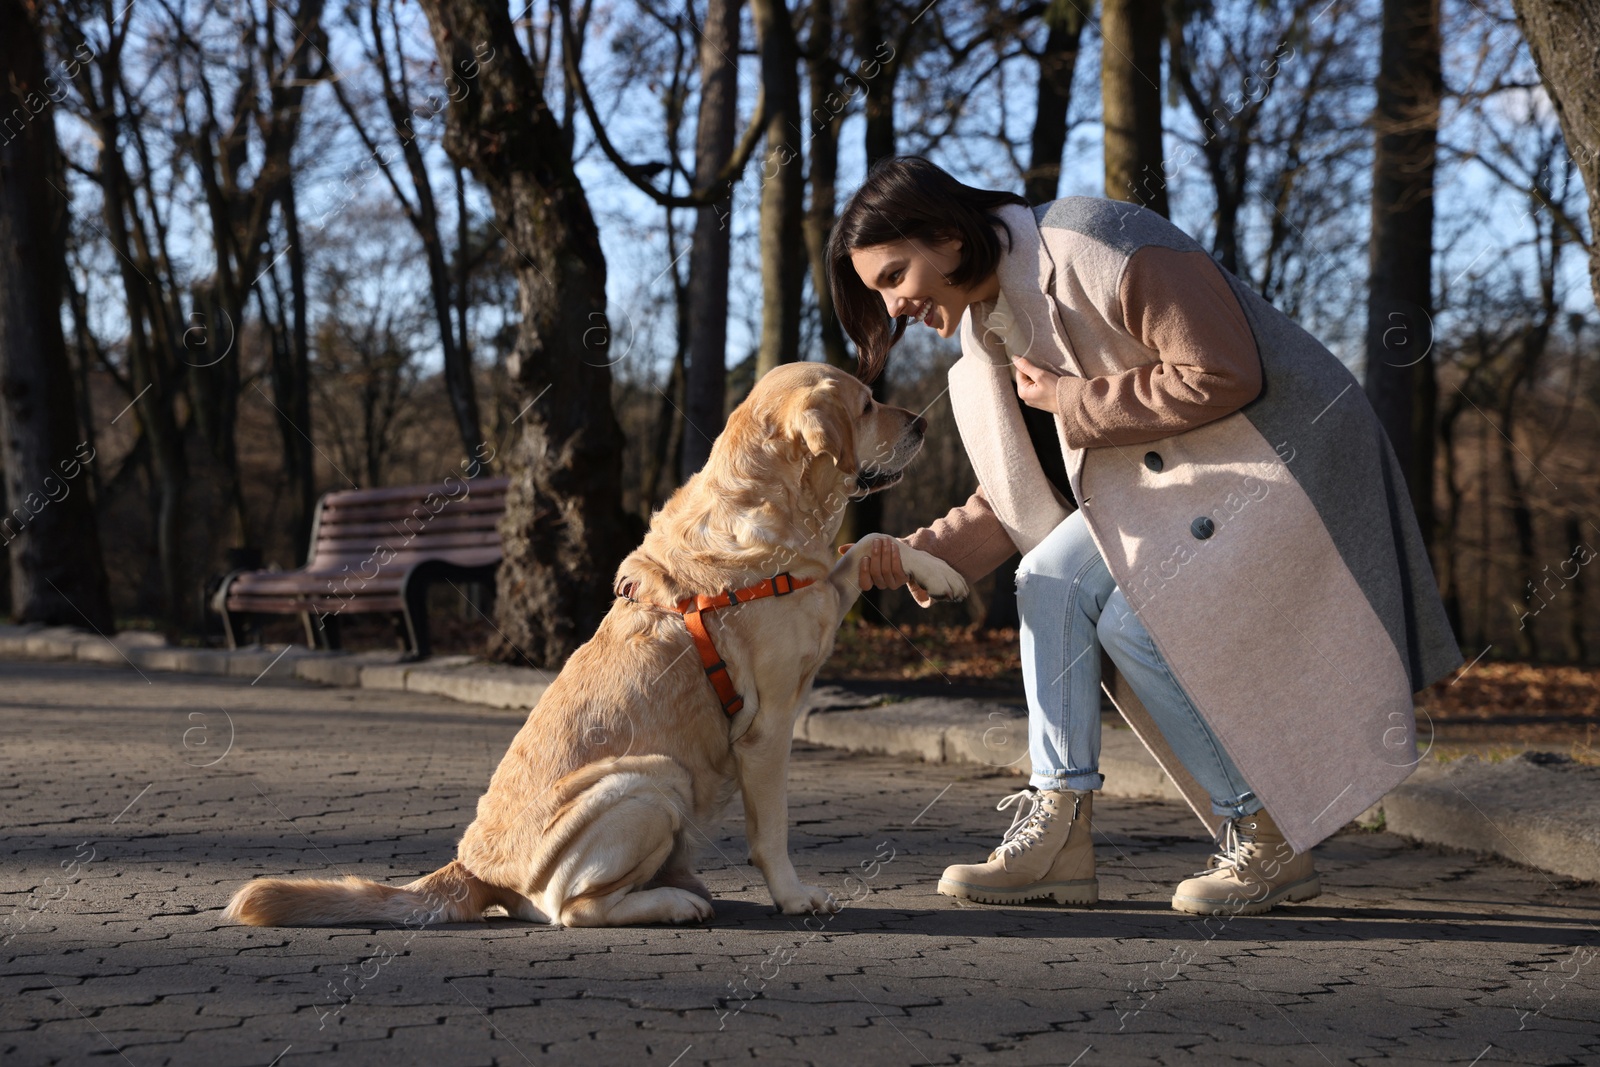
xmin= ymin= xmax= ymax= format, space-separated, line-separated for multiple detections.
xmin=225 ymin=362 xmax=968 ymax=927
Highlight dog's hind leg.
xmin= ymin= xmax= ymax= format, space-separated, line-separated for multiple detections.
xmin=647 ymin=837 xmax=712 ymax=904
xmin=545 ymin=778 xmax=714 ymax=927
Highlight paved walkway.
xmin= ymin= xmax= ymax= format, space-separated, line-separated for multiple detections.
xmin=2 ymin=661 xmax=1596 ymax=1066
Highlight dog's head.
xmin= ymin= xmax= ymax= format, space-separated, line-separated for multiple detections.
xmin=746 ymin=362 xmax=927 ymax=497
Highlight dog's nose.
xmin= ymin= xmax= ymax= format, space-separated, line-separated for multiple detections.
xmin=912 ymin=415 xmax=927 ymax=435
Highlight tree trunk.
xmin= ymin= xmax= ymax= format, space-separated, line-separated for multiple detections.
xmin=1101 ymin=0 xmax=1168 ymax=217
xmin=1435 ymin=390 xmax=1466 ymax=642
xmin=184 ymin=0 xmax=327 ymax=559
xmin=1362 ymin=0 xmax=1441 ymax=552
xmin=1563 ymin=514 xmax=1588 ymax=663
xmin=1501 ymin=408 xmax=1538 ymax=660
xmin=840 ymin=0 xmax=906 ymax=615
xmin=752 ymin=0 xmax=805 ymax=378
xmin=644 ymin=198 xmax=690 ymax=513
xmin=1026 ymin=0 xmax=1085 ymax=205
xmin=277 ymin=175 xmax=317 ymax=560
xmin=454 ymin=163 xmax=480 ymax=467
xmin=849 ymin=0 xmax=899 ymax=167
xmin=416 ymin=0 xmax=635 ymax=667
xmin=805 ymin=0 xmax=850 ymax=369
xmin=682 ymin=0 xmax=741 ymax=479
xmin=0 ymin=0 xmax=114 ymax=630
xmin=1510 ymin=0 xmax=1600 ymax=311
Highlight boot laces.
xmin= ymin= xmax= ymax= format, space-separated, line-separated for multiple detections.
xmin=1197 ymin=816 xmax=1263 ymax=876
xmin=995 ymin=788 xmax=1065 ymax=856
xmin=995 ymin=788 xmax=1046 ymax=854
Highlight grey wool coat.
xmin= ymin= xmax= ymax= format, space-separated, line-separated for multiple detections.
xmin=902 ymin=199 xmax=1463 ymax=851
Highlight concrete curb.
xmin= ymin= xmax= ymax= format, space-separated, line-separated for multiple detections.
xmin=4 ymin=623 xmax=1594 ymax=882
xmin=793 ymin=688 xmax=1189 ymax=803
xmin=1381 ymin=752 xmax=1600 ymax=883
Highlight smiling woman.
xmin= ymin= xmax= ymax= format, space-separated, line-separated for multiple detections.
xmin=825 ymin=160 xmax=1024 ymax=375
xmin=824 ymin=155 xmax=1462 ymax=920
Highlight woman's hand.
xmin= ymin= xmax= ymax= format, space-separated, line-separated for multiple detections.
xmin=838 ymin=538 xmax=933 ymax=607
xmin=1012 ymin=356 xmax=1061 ymax=413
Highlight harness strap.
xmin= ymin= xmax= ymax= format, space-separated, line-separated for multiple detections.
xmin=682 ymin=606 xmax=744 ymax=715
xmin=675 ymin=573 xmax=815 ymax=716
xmin=615 ymin=571 xmax=815 ymax=717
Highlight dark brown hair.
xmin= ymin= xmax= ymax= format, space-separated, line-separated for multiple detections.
xmin=827 ymin=156 xmax=1028 ymax=383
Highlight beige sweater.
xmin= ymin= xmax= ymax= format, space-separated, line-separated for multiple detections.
xmin=903 ymin=243 xmax=1261 ymax=584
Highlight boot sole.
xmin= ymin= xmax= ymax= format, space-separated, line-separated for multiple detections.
xmin=1170 ymin=873 xmax=1322 ymax=916
xmin=937 ymin=876 xmax=1098 ymax=906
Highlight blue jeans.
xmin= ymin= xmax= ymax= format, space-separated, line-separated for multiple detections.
xmin=1017 ymin=509 xmax=1263 ymax=818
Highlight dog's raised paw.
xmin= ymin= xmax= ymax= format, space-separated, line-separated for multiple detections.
xmin=904 ymin=554 xmax=969 ymax=603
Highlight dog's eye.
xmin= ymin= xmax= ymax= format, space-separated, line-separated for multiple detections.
xmin=862 ymin=396 xmax=873 ymax=415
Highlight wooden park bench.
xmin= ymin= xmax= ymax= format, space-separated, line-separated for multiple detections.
xmin=214 ymin=477 xmax=509 ymax=660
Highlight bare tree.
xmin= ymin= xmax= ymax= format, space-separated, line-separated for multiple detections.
xmin=683 ymin=0 xmax=741 ymax=477
xmin=1101 ymin=0 xmax=1167 ymax=216
xmin=802 ymin=0 xmax=851 ymax=369
xmin=1510 ymin=0 xmax=1600 ymax=310
xmin=330 ymin=0 xmax=488 ymax=472
xmin=0 ymin=0 xmax=114 ymax=631
xmin=1363 ymin=0 xmax=1442 ymax=551
xmin=60 ymin=5 xmax=200 ymax=628
xmin=415 ymin=0 xmax=636 ymax=666
xmin=1165 ymin=0 xmax=1306 ymax=273
xmin=1025 ymin=0 xmax=1085 ymax=205
xmin=752 ymin=0 xmax=805 ymax=377
xmin=311 ymin=204 xmax=429 ymax=487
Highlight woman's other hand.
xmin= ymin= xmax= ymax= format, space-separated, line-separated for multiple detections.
xmin=838 ymin=539 xmax=933 ymax=607
xmin=1012 ymin=355 xmax=1061 ymax=413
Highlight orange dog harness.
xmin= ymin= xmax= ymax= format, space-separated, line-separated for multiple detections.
xmin=615 ymin=572 xmax=815 ymax=716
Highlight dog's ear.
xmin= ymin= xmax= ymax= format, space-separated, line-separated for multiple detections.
xmin=794 ymin=386 xmax=858 ymax=476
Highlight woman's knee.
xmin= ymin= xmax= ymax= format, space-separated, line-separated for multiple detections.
xmin=1096 ymin=590 xmax=1145 ymax=660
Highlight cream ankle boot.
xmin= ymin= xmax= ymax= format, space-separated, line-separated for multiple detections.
xmin=937 ymin=787 xmax=1097 ymax=905
xmin=1170 ymin=808 xmax=1321 ymax=916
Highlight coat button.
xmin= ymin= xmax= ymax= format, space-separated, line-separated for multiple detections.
xmin=1190 ymin=516 xmax=1215 ymax=540
xmin=1144 ymin=451 xmax=1163 ymax=472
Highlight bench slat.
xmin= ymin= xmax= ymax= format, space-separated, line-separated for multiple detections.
xmin=226 ymin=594 xmax=406 ymax=613
xmin=231 ymin=550 xmax=502 ymax=592
xmin=312 ymin=531 xmax=501 ymax=556
xmin=311 ymin=512 xmax=503 ymax=539
xmin=315 ymin=477 xmax=509 ymax=509
xmin=303 ymin=549 xmax=502 ymax=572
xmin=317 ymin=494 xmax=505 ymax=514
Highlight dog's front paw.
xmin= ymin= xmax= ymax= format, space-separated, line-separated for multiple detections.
xmin=774 ymin=884 xmax=839 ymax=916
xmin=901 ymin=549 xmax=969 ymax=603
xmin=666 ymin=890 xmax=716 ymax=924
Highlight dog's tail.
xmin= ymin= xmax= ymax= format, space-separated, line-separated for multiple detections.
xmin=223 ymin=859 xmax=494 ymax=928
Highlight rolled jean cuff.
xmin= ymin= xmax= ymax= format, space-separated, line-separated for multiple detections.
xmin=1030 ymin=769 xmax=1104 ymax=793
xmin=1211 ymin=790 xmax=1264 ymax=818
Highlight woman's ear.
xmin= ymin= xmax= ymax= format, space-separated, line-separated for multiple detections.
xmin=795 ymin=389 xmax=858 ymax=476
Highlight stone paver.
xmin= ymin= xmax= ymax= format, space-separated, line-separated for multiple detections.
xmin=1 ymin=660 xmax=1597 ymax=1066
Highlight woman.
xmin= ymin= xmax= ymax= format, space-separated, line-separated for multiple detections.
xmin=828 ymin=157 xmax=1461 ymax=916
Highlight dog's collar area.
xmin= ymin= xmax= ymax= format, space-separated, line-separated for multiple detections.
xmin=613 ymin=572 xmax=816 ymax=716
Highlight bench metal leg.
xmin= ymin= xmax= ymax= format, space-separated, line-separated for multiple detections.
xmin=398 ymin=561 xmax=497 ymax=662
xmin=401 ymin=580 xmax=432 ymax=662
xmin=302 ymin=611 xmax=342 ymax=651
xmin=214 ymin=573 xmax=243 ymax=650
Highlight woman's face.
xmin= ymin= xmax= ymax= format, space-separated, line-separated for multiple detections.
xmin=849 ymin=238 xmax=997 ymax=339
